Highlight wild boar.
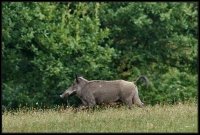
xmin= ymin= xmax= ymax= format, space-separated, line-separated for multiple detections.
xmin=60 ymin=75 xmax=148 ymax=108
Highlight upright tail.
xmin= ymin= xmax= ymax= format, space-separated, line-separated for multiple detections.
xmin=134 ymin=75 xmax=149 ymax=87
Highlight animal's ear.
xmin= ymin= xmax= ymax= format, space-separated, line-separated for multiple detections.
xmin=75 ymin=74 xmax=79 ymax=83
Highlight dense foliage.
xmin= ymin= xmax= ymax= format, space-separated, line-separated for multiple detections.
xmin=2 ymin=2 xmax=198 ymax=109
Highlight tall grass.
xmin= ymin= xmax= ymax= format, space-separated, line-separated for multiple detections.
xmin=2 ymin=102 xmax=197 ymax=133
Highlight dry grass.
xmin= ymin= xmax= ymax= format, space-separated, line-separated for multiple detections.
xmin=2 ymin=102 xmax=198 ymax=133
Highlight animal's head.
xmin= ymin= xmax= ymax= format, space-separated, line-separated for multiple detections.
xmin=60 ymin=75 xmax=88 ymax=98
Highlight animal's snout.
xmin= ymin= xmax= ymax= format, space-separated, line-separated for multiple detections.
xmin=60 ymin=92 xmax=69 ymax=98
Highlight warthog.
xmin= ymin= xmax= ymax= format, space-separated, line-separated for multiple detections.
xmin=60 ymin=75 xmax=148 ymax=108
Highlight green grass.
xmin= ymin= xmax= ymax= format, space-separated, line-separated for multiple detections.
xmin=2 ymin=102 xmax=198 ymax=133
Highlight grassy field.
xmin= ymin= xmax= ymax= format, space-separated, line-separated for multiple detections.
xmin=2 ymin=102 xmax=198 ymax=133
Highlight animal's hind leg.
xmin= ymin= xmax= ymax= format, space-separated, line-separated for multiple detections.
xmin=133 ymin=93 xmax=144 ymax=107
xmin=123 ymin=97 xmax=133 ymax=109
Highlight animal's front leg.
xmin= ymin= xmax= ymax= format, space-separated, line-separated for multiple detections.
xmin=78 ymin=99 xmax=88 ymax=110
xmin=80 ymin=98 xmax=88 ymax=106
xmin=83 ymin=94 xmax=96 ymax=108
